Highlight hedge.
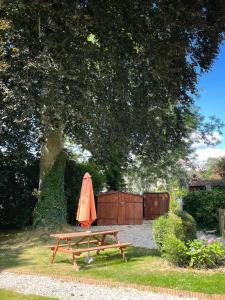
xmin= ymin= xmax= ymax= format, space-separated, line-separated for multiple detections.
xmin=183 ymin=189 xmax=225 ymax=230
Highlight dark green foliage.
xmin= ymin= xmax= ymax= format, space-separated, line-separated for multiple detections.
xmin=216 ymin=156 xmax=225 ymax=180
xmin=1 ymin=0 xmax=225 ymax=166
xmin=152 ymin=212 xmax=184 ymax=250
xmin=104 ymin=160 xmax=126 ymax=191
xmin=187 ymin=240 xmax=225 ymax=269
xmin=65 ymin=159 xmax=104 ymax=225
xmin=33 ymin=152 xmax=67 ymax=228
xmin=176 ymin=210 xmax=197 ymax=241
xmin=0 ymin=154 xmax=39 ymax=229
xmin=183 ymin=189 xmax=225 ymax=230
xmin=1 ymin=1 xmax=225 ymax=225
xmin=162 ymin=235 xmax=189 ymax=267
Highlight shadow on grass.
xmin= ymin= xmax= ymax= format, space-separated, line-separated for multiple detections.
xmin=0 ymin=227 xmax=58 ymax=271
xmin=71 ymin=246 xmax=160 ymax=271
xmin=0 ymin=228 xmax=159 ymax=272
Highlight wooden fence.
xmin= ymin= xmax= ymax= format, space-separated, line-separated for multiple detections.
xmin=218 ymin=208 xmax=225 ymax=238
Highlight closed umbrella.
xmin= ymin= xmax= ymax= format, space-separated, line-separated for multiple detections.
xmin=76 ymin=172 xmax=97 ymax=229
xmin=76 ymin=172 xmax=97 ymax=263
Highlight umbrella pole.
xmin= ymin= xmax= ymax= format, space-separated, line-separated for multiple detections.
xmin=84 ymin=225 xmax=94 ymax=263
xmin=87 ymin=226 xmax=90 ymax=252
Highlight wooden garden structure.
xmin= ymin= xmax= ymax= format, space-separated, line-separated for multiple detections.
xmin=143 ymin=192 xmax=170 ymax=220
xmin=97 ymin=191 xmax=143 ymax=225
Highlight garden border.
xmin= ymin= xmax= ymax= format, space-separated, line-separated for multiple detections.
xmin=5 ymin=269 xmax=225 ymax=300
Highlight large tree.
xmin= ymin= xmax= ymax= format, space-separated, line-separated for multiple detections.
xmin=1 ymin=0 xmax=224 ymax=226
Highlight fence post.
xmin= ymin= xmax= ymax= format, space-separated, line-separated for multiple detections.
xmin=219 ymin=208 xmax=225 ymax=238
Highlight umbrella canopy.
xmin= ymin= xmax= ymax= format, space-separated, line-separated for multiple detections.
xmin=76 ymin=172 xmax=97 ymax=228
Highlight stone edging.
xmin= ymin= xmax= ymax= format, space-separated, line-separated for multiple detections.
xmin=5 ymin=269 xmax=225 ymax=300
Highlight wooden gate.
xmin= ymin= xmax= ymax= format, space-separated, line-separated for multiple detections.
xmin=97 ymin=191 xmax=143 ymax=225
xmin=143 ymin=192 xmax=170 ymax=220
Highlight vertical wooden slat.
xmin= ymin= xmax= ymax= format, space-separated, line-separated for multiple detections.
xmin=143 ymin=192 xmax=170 ymax=220
xmin=219 ymin=208 xmax=225 ymax=238
xmin=97 ymin=192 xmax=143 ymax=225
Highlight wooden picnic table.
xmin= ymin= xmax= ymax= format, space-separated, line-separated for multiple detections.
xmin=49 ymin=229 xmax=131 ymax=270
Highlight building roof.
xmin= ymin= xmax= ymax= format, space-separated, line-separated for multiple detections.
xmin=189 ymin=179 xmax=225 ymax=187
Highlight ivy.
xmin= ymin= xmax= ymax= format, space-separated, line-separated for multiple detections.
xmin=33 ymin=152 xmax=67 ymax=228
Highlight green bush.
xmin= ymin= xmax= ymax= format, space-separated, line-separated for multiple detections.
xmin=176 ymin=210 xmax=197 ymax=241
xmin=187 ymin=239 xmax=225 ymax=269
xmin=65 ymin=159 xmax=105 ymax=225
xmin=0 ymin=154 xmax=39 ymax=229
xmin=152 ymin=212 xmax=184 ymax=250
xmin=183 ymin=189 xmax=225 ymax=230
xmin=162 ymin=235 xmax=189 ymax=267
xmin=33 ymin=152 xmax=67 ymax=228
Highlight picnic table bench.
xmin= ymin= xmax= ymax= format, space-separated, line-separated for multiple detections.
xmin=49 ymin=229 xmax=131 ymax=270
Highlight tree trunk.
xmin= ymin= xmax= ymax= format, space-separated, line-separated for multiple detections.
xmin=39 ymin=125 xmax=64 ymax=188
xmin=33 ymin=124 xmax=67 ymax=228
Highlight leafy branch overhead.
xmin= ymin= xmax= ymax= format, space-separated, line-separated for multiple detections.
xmin=1 ymin=1 xmax=225 ymax=225
xmin=1 ymin=0 xmax=224 ymax=161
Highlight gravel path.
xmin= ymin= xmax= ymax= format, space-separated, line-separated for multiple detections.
xmin=90 ymin=220 xmax=156 ymax=249
xmin=0 ymin=271 xmax=198 ymax=300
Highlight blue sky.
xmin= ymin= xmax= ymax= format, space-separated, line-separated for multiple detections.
xmin=195 ymin=42 xmax=225 ymax=161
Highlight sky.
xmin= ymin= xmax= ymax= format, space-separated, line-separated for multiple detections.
xmin=194 ymin=42 xmax=225 ymax=162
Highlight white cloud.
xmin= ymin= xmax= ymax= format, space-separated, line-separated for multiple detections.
xmin=195 ymin=147 xmax=225 ymax=162
xmin=192 ymin=131 xmax=223 ymax=149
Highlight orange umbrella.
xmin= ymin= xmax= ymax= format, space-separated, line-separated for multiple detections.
xmin=76 ymin=172 xmax=97 ymax=229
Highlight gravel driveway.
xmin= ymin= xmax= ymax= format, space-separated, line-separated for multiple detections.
xmin=0 ymin=272 xmax=198 ymax=300
xmin=90 ymin=220 xmax=156 ymax=249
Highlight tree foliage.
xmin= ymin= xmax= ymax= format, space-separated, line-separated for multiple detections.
xmin=1 ymin=0 xmax=225 ymax=225
xmin=1 ymin=1 xmax=224 ymax=160
xmin=216 ymin=156 xmax=225 ymax=180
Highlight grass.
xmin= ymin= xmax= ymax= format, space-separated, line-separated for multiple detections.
xmin=1 ymin=227 xmax=225 ymax=296
xmin=0 ymin=288 xmax=56 ymax=300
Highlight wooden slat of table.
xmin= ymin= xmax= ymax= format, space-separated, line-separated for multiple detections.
xmin=71 ymin=242 xmax=132 ymax=254
xmin=50 ymin=229 xmax=119 ymax=239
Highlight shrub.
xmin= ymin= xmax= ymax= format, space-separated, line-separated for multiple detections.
xmin=0 ymin=154 xmax=39 ymax=229
xmin=152 ymin=212 xmax=184 ymax=250
xmin=176 ymin=210 xmax=197 ymax=242
xmin=187 ymin=239 xmax=225 ymax=269
xmin=162 ymin=235 xmax=189 ymax=267
xmin=33 ymin=152 xmax=67 ymax=228
xmin=208 ymin=240 xmax=225 ymax=266
xmin=183 ymin=189 xmax=225 ymax=230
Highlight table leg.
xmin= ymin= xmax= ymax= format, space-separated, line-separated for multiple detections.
xmin=67 ymin=238 xmax=72 ymax=249
xmin=96 ymin=234 xmax=107 ymax=255
xmin=120 ymin=247 xmax=127 ymax=262
xmin=72 ymin=253 xmax=80 ymax=271
xmin=51 ymin=239 xmax=60 ymax=263
xmin=113 ymin=232 xmax=119 ymax=243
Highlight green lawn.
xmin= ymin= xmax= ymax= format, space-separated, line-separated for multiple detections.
xmin=1 ymin=228 xmax=225 ymax=296
xmin=0 ymin=288 xmax=56 ymax=300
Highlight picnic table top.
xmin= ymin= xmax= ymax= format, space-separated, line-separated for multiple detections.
xmin=50 ymin=229 xmax=119 ymax=239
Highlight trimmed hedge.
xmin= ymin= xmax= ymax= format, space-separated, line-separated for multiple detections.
xmin=162 ymin=234 xmax=189 ymax=267
xmin=176 ymin=210 xmax=197 ymax=241
xmin=183 ymin=189 xmax=225 ymax=230
xmin=0 ymin=155 xmax=39 ymax=229
xmin=152 ymin=212 xmax=185 ymax=250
